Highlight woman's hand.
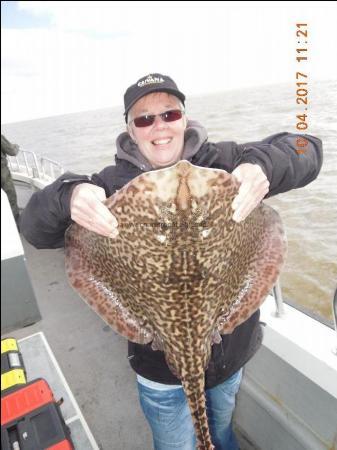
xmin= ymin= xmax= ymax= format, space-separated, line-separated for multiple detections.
xmin=231 ymin=163 xmax=270 ymax=222
xmin=70 ymin=183 xmax=118 ymax=238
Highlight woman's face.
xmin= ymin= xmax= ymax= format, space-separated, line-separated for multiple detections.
xmin=127 ymin=92 xmax=187 ymax=169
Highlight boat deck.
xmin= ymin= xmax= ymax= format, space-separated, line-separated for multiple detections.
xmin=4 ymin=237 xmax=154 ymax=449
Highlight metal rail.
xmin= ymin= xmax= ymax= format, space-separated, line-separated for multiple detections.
xmin=272 ymin=279 xmax=285 ymax=317
xmin=8 ymin=149 xmax=64 ymax=186
xmin=333 ymin=287 xmax=337 ymax=355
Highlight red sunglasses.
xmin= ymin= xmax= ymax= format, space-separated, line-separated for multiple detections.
xmin=131 ymin=109 xmax=184 ymax=128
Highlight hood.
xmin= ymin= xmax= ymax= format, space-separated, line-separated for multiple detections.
xmin=115 ymin=120 xmax=208 ymax=171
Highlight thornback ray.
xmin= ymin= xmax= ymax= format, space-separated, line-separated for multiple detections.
xmin=65 ymin=160 xmax=287 ymax=450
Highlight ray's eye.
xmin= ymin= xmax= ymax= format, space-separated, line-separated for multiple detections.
xmin=201 ymin=229 xmax=212 ymax=238
xmin=225 ymin=222 xmax=234 ymax=233
xmin=160 ymin=223 xmax=170 ymax=232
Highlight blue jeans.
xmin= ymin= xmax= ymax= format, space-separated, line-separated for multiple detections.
xmin=137 ymin=369 xmax=242 ymax=450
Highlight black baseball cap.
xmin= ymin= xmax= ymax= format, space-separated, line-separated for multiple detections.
xmin=124 ymin=73 xmax=185 ymax=122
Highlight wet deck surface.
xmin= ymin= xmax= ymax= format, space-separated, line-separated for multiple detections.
xmin=4 ymin=235 xmax=256 ymax=450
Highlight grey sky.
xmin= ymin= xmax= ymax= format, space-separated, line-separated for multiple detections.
xmin=1 ymin=1 xmax=337 ymax=123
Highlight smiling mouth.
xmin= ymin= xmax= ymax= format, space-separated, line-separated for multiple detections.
xmin=151 ymin=138 xmax=173 ymax=146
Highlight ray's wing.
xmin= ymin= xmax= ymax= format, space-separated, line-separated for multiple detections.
xmin=216 ymin=204 xmax=287 ymax=334
xmin=65 ymin=223 xmax=154 ymax=344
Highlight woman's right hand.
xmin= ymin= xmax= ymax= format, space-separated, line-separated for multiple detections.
xmin=70 ymin=183 xmax=119 ymax=238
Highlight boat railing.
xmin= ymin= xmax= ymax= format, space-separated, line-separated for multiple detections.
xmin=271 ymin=280 xmax=337 ymax=355
xmin=272 ymin=280 xmax=285 ymax=317
xmin=8 ymin=149 xmax=64 ymax=189
xmin=333 ymin=288 xmax=337 ymax=355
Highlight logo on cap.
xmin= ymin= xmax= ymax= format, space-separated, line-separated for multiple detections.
xmin=137 ymin=74 xmax=165 ymax=88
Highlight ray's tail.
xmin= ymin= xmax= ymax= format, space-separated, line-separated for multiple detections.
xmin=181 ymin=378 xmax=215 ymax=450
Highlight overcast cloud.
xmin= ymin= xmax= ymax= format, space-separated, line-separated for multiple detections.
xmin=1 ymin=1 xmax=337 ymax=123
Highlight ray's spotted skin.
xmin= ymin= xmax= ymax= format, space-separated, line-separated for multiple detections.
xmin=65 ymin=161 xmax=287 ymax=450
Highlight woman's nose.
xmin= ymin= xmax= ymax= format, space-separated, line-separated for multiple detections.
xmin=152 ymin=114 xmax=168 ymax=129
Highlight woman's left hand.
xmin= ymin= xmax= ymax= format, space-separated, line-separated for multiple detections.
xmin=231 ymin=163 xmax=270 ymax=222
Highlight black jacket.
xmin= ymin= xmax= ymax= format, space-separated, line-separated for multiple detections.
xmin=20 ymin=126 xmax=323 ymax=388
